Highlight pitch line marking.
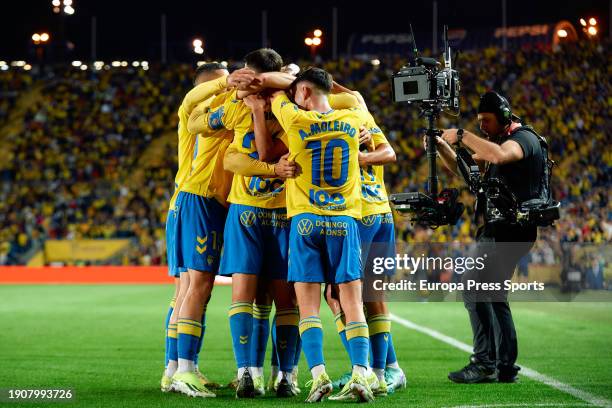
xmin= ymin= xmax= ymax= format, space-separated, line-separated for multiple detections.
xmin=389 ymin=313 xmax=612 ymax=408
xmin=443 ymin=403 xmax=593 ymax=408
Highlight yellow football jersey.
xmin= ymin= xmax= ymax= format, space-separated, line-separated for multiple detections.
xmin=271 ymin=93 xmax=368 ymax=219
xmin=207 ymin=89 xmax=288 ymax=209
xmin=179 ymin=90 xmax=235 ymax=207
xmin=360 ymin=112 xmax=392 ymax=216
xmin=168 ymin=104 xmax=196 ymax=210
xmin=169 ymin=76 xmax=229 ymax=209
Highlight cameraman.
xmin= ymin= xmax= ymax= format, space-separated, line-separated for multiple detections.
xmin=434 ymin=91 xmax=545 ymax=384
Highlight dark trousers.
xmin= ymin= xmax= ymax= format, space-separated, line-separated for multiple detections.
xmin=463 ymin=224 xmax=536 ymax=372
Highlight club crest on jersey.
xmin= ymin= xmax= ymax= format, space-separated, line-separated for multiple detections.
xmin=240 ymin=210 xmax=256 ymax=227
xmin=297 ymin=219 xmax=314 ymax=236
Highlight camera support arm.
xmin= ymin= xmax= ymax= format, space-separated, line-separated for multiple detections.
xmin=425 ymin=109 xmax=442 ymax=198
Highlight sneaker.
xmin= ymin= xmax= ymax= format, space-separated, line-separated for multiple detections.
xmin=331 ymin=371 xmax=352 ymax=390
xmin=160 ymin=374 xmax=173 ymax=393
xmin=304 ymin=372 xmax=333 ymax=403
xmin=369 ymin=372 xmax=387 ymax=396
xmin=328 ymin=379 xmax=355 ymax=401
xmin=384 ymin=367 xmax=407 ymax=393
xmin=448 ymin=359 xmax=497 ymax=384
xmin=253 ymin=374 xmax=265 ymax=396
xmin=330 ymin=373 xmax=374 ymax=402
xmin=498 ymin=365 xmax=520 ymax=383
xmin=267 ymin=371 xmax=280 ymax=392
xmin=236 ymin=370 xmax=256 ymax=398
xmin=291 ymin=367 xmax=301 ymax=394
xmin=171 ymin=371 xmax=216 ymax=398
xmin=276 ymin=378 xmax=293 ymax=397
xmin=195 ymin=369 xmax=221 ymax=389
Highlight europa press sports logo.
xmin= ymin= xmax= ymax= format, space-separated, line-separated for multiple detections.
xmin=239 ymin=210 xmax=256 ymax=227
xmin=297 ymin=218 xmax=314 ymax=236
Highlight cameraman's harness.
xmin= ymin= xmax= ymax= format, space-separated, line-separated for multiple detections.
xmin=456 ymin=125 xmax=560 ymax=227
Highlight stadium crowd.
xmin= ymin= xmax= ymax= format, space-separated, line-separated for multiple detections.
xmin=0 ymin=41 xmax=609 ymax=274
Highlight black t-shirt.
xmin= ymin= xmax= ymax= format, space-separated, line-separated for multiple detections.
xmin=487 ymin=128 xmax=545 ymax=203
xmin=484 ymin=127 xmax=544 ymax=242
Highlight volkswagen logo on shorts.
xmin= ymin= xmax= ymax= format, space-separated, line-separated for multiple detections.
xmin=297 ymin=218 xmax=314 ymax=236
xmin=361 ymin=215 xmax=377 ymax=227
xmin=240 ymin=210 xmax=256 ymax=227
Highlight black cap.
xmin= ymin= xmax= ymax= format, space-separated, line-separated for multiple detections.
xmin=477 ymin=91 xmax=518 ymax=125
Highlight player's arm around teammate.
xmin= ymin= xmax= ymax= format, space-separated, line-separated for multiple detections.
xmin=185 ymin=67 xmax=256 ymax=135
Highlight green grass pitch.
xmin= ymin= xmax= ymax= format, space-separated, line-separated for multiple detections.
xmin=1 ymin=284 xmax=611 ymax=407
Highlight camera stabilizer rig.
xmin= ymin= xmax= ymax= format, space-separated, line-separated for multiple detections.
xmin=455 ymin=135 xmax=561 ymax=227
xmin=389 ymin=25 xmax=464 ymax=228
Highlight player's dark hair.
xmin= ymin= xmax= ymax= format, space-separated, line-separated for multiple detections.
xmin=243 ymin=48 xmax=283 ymax=73
xmin=194 ymin=62 xmax=227 ymax=83
xmin=292 ymin=67 xmax=333 ymax=94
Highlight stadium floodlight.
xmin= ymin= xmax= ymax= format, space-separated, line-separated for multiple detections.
xmin=141 ymin=61 xmax=148 ymax=66
xmin=557 ymin=29 xmax=568 ymax=38
xmin=132 ymin=61 xmax=140 ymax=67
xmin=63 ymin=0 xmax=72 ymax=5
xmin=0 ymin=65 xmax=8 ymax=71
xmin=80 ymin=64 xmax=87 ymax=70
xmin=24 ymin=64 xmax=32 ymax=71
xmin=580 ymin=18 xmax=587 ymax=26
xmin=305 ymin=29 xmax=322 ymax=55
xmin=371 ymin=59 xmax=381 ymax=66
xmin=71 ymin=60 xmax=81 ymax=67
xmin=121 ymin=61 xmax=128 ymax=67
xmin=64 ymin=5 xmax=74 ymax=15
xmin=52 ymin=0 xmax=60 ymax=6
xmin=32 ymin=32 xmax=50 ymax=45
xmin=193 ymin=38 xmax=204 ymax=55
xmin=589 ymin=17 xmax=597 ymax=26
xmin=587 ymin=26 xmax=597 ymax=36
xmin=111 ymin=61 xmax=121 ymax=67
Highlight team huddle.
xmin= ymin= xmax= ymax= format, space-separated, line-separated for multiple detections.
xmin=160 ymin=48 xmax=406 ymax=402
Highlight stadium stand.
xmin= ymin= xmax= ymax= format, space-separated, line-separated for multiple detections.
xmin=0 ymin=41 xmax=609 ymax=274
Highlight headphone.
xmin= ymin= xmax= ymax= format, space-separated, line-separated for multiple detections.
xmin=479 ymin=91 xmax=513 ymax=126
